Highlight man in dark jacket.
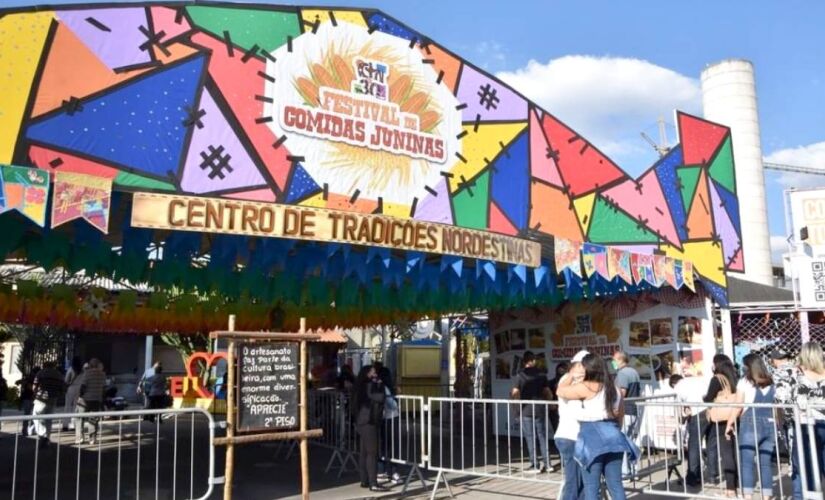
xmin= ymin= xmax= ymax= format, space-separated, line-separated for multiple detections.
xmin=511 ymin=351 xmax=553 ymax=473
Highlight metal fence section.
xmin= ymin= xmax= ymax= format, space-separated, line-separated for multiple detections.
xmin=0 ymin=407 xmax=217 ymax=500
xmin=427 ymin=397 xmax=564 ymax=499
xmin=305 ymin=389 xmax=428 ymax=492
xmin=637 ymin=400 xmax=825 ymax=500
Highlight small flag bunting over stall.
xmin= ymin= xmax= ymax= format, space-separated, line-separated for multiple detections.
xmin=554 ymin=238 xmax=583 ymax=278
xmin=653 ymin=254 xmax=668 ymax=287
xmin=51 ymin=171 xmax=113 ymax=233
xmin=683 ymin=261 xmax=695 ymax=291
xmin=0 ymin=165 xmax=50 ymax=227
xmin=582 ymin=243 xmax=609 ymax=279
xmin=608 ymin=247 xmax=633 ymax=284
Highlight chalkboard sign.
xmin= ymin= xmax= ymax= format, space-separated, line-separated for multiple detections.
xmin=237 ymin=342 xmax=299 ymax=432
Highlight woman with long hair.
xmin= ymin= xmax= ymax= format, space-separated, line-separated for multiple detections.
xmin=554 ymin=351 xmax=587 ymax=500
xmin=703 ymin=354 xmax=739 ymax=497
xmin=353 ymin=365 xmax=388 ymax=492
xmin=557 ymin=353 xmax=638 ymax=500
xmin=788 ymin=342 xmax=825 ymax=498
xmin=726 ymin=354 xmax=775 ymax=499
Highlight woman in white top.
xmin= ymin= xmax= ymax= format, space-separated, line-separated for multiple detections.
xmin=557 ymin=353 xmax=636 ymax=500
xmin=554 ymin=350 xmax=587 ymax=500
xmin=62 ymin=357 xmax=83 ymax=431
xmin=725 ymin=354 xmax=776 ymax=499
xmin=787 ymin=342 xmax=825 ymax=498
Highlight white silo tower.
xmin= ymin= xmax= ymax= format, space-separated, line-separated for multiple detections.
xmin=701 ymin=59 xmax=774 ymax=286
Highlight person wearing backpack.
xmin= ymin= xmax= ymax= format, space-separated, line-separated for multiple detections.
xmin=725 ymin=354 xmax=776 ymax=500
xmin=703 ymin=354 xmax=739 ymax=497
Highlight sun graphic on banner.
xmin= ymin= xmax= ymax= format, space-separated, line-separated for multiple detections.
xmin=263 ymin=21 xmax=462 ymax=207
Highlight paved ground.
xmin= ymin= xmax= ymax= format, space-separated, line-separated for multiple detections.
xmin=0 ymin=407 xmax=795 ymax=500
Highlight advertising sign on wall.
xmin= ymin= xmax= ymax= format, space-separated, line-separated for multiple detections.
xmin=790 ymin=188 xmax=825 ymax=257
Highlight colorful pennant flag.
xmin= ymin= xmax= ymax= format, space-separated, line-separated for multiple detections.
xmin=582 ymin=243 xmax=609 ymax=278
xmin=0 ymin=165 xmax=50 ymax=226
xmin=683 ymin=261 xmax=695 ymax=291
xmin=638 ymin=253 xmax=656 ymax=286
xmin=608 ymin=247 xmax=633 ymax=284
xmin=554 ymin=238 xmax=583 ymax=278
xmin=653 ymin=254 xmax=668 ymax=287
xmin=674 ymin=260 xmax=685 ymax=289
xmin=662 ymin=257 xmax=677 ymax=288
xmin=51 ymin=171 xmax=112 ymax=233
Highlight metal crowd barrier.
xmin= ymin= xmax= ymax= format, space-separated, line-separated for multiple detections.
xmin=0 ymin=407 xmax=217 ymax=500
xmin=637 ymin=400 xmax=825 ymax=500
xmin=304 ymin=389 xmax=428 ymax=492
xmin=427 ymin=397 xmax=564 ymax=499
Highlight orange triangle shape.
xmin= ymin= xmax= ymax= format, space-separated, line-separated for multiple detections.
xmin=686 ymin=169 xmax=713 ymax=239
xmin=489 ymin=201 xmax=518 ymax=236
xmin=419 ymin=42 xmax=461 ymax=93
xmin=32 ymin=23 xmax=151 ymax=117
xmin=529 ymin=181 xmax=582 ymax=241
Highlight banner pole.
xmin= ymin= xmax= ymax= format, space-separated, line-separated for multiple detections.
xmin=223 ymin=314 xmax=236 ymax=500
xmin=299 ymin=317 xmax=309 ymax=499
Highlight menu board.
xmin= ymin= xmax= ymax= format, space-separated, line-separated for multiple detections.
xmin=237 ymin=342 xmax=299 ymax=432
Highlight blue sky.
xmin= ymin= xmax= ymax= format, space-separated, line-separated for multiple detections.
xmin=4 ymin=0 xmax=825 ymax=261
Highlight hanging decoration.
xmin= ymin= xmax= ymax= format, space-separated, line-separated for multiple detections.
xmin=51 ymin=171 xmax=112 ymax=233
xmin=0 ymin=164 xmax=49 ymax=226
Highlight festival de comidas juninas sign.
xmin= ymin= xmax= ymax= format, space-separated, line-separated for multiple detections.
xmin=263 ymin=21 xmax=462 ymax=207
xmin=131 ymin=192 xmax=541 ymax=267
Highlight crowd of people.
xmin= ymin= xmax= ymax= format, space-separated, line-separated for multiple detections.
xmin=667 ymin=342 xmax=825 ymax=499
xmin=509 ymin=342 xmax=825 ymax=499
xmin=7 ymin=358 xmax=171 ymax=448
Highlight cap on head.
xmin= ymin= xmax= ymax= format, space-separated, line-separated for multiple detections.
xmin=571 ymin=350 xmax=590 ymax=363
xmin=769 ymin=349 xmax=789 ymax=360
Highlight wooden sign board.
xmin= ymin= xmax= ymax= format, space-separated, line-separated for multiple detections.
xmin=130 ymin=192 xmax=540 ymax=267
xmin=237 ymin=342 xmax=299 ymax=432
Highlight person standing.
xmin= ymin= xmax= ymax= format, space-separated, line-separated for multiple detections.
xmin=31 ymin=362 xmax=64 ymax=448
xmin=787 ymin=342 xmax=825 ymax=498
xmin=353 ymin=365 xmax=388 ymax=492
xmin=770 ymin=348 xmax=798 ymax=462
xmin=0 ymin=373 xmax=7 ymax=416
xmin=137 ymin=361 xmax=159 ymax=419
xmin=16 ymin=367 xmax=39 ymax=436
xmin=146 ymin=363 xmax=168 ymax=422
xmin=703 ymin=354 xmax=739 ymax=497
xmin=75 ymin=358 xmax=106 ymax=445
xmin=672 ymin=372 xmax=711 ymax=487
xmin=511 ymin=351 xmax=553 ymax=473
xmin=557 ymin=353 xmax=638 ymax=500
xmin=554 ymin=351 xmax=587 ymax=500
xmin=612 ymin=350 xmax=641 ymax=480
xmin=725 ymin=354 xmax=776 ymax=500
xmin=62 ymin=357 xmax=84 ymax=431
xmin=377 ymin=364 xmax=401 ymax=484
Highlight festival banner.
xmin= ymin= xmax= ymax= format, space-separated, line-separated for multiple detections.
xmin=51 ymin=171 xmax=112 ymax=233
xmin=0 ymin=165 xmax=49 ymax=227
xmin=608 ymin=247 xmax=633 ymax=284
xmin=662 ymin=257 xmax=678 ymax=288
xmin=582 ymin=243 xmax=608 ymax=279
xmin=554 ymin=238 xmax=583 ymax=278
xmin=683 ymin=261 xmax=696 ymax=291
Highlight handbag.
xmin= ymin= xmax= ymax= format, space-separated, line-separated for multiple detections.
xmin=708 ymin=375 xmax=737 ymax=423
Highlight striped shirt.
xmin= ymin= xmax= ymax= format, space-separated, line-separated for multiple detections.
xmin=80 ymin=368 xmax=106 ymax=402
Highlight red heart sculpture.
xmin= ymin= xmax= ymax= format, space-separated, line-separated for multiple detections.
xmin=186 ymin=352 xmax=228 ymax=398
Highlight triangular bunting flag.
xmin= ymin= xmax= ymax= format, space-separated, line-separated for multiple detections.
xmin=608 ymin=247 xmax=633 ymax=284
xmin=683 ymin=261 xmax=695 ymax=291
xmin=582 ymin=243 xmax=609 ymax=279
xmin=554 ymin=238 xmax=583 ymax=278
xmin=0 ymin=165 xmax=50 ymax=226
xmin=51 ymin=171 xmax=112 ymax=233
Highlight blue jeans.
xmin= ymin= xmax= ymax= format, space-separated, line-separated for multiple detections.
xmin=621 ymin=414 xmax=638 ymax=476
xmin=521 ymin=415 xmax=550 ymax=468
xmin=738 ymin=413 xmax=776 ymax=496
xmin=581 ymin=451 xmax=625 ymax=500
xmin=556 ymin=438 xmax=581 ymax=500
xmin=791 ymin=421 xmax=825 ymax=499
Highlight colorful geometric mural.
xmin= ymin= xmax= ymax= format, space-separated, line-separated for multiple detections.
xmin=0 ymin=3 xmax=741 ymax=303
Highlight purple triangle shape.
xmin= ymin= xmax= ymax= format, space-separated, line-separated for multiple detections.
xmin=58 ymin=8 xmax=152 ymax=70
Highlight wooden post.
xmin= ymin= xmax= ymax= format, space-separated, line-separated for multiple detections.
xmin=224 ymin=315 xmax=236 ymax=500
xmin=299 ymin=317 xmax=309 ymax=500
